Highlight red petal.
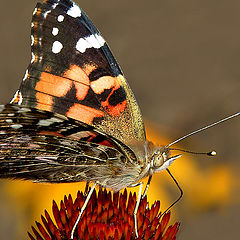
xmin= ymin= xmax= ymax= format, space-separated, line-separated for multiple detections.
xmin=36 ymin=221 xmax=51 ymax=240
xmin=27 ymin=232 xmax=35 ymax=240
xmin=160 ymin=211 xmax=171 ymax=234
xmin=31 ymin=226 xmax=44 ymax=240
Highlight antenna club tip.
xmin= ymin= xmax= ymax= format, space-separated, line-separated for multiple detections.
xmin=208 ymin=151 xmax=217 ymax=156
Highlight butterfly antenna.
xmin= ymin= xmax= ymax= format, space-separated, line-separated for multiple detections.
xmin=168 ymin=148 xmax=217 ymax=156
xmin=160 ymin=169 xmax=183 ymax=217
xmin=166 ymin=112 xmax=240 ymax=148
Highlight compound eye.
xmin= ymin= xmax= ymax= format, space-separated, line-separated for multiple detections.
xmin=153 ymin=154 xmax=164 ymax=167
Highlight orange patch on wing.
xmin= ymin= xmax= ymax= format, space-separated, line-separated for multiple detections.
xmin=66 ymin=103 xmax=104 ymax=125
xmin=64 ymin=65 xmax=90 ymax=85
xmin=90 ymin=75 xmax=127 ymax=116
xmin=64 ymin=65 xmax=93 ymax=100
xmin=37 ymin=72 xmax=72 ymax=97
xmin=83 ymin=64 xmax=97 ymax=75
xmin=74 ymin=82 xmax=89 ymax=100
xmin=31 ymin=21 xmax=39 ymax=30
xmin=36 ymin=8 xmax=41 ymax=15
xmin=103 ymin=99 xmax=127 ymax=116
xmin=91 ymin=76 xmax=119 ymax=94
xmin=36 ymin=92 xmax=53 ymax=112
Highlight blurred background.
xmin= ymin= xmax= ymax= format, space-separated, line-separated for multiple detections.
xmin=0 ymin=0 xmax=239 ymax=239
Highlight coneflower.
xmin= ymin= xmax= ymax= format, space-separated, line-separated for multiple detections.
xmin=28 ymin=187 xmax=180 ymax=240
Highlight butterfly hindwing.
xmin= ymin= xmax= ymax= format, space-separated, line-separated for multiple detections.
xmin=0 ymin=104 xmax=141 ymax=191
xmin=11 ymin=0 xmax=146 ymax=148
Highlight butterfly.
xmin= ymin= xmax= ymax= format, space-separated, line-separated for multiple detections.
xmin=2 ymin=0 xmax=238 ymax=239
xmin=0 ymin=0 xmax=180 ymax=195
xmin=1 ymin=0 xmax=182 ymax=237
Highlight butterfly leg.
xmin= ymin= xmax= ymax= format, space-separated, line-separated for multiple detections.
xmin=71 ymin=182 xmax=97 ymax=239
xmin=132 ymin=181 xmax=143 ymax=238
xmin=142 ymin=175 xmax=152 ymax=198
xmin=84 ymin=181 xmax=89 ymax=196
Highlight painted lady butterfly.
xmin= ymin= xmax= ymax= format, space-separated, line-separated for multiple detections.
xmin=0 ymin=0 xmax=183 ymax=237
xmin=0 ymin=0 xmax=239 ymax=238
xmin=0 ymin=0 xmax=181 ymax=195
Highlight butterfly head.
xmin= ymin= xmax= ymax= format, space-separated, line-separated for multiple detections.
xmin=150 ymin=146 xmax=182 ymax=173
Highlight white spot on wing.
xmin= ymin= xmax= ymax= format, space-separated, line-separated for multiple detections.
xmin=76 ymin=34 xmax=105 ymax=53
xmin=38 ymin=117 xmax=63 ymax=127
xmin=10 ymin=90 xmax=19 ymax=104
xmin=31 ymin=22 xmax=34 ymax=28
xmin=67 ymin=3 xmax=81 ymax=18
xmin=33 ymin=8 xmax=37 ymax=15
xmin=52 ymin=3 xmax=58 ymax=9
xmin=6 ymin=119 xmax=13 ymax=123
xmin=37 ymin=119 xmax=53 ymax=127
xmin=57 ymin=15 xmax=64 ymax=22
xmin=76 ymin=38 xmax=90 ymax=53
xmin=31 ymin=35 xmax=34 ymax=46
xmin=52 ymin=27 xmax=59 ymax=36
xmin=31 ymin=52 xmax=36 ymax=63
xmin=11 ymin=124 xmax=23 ymax=129
xmin=43 ymin=10 xmax=51 ymax=19
xmin=38 ymin=37 xmax=42 ymax=46
xmin=18 ymin=91 xmax=23 ymax=105
xmin=87 ymin=35 xmax=101 ymax=48
xmin=22 ymin=69 xmax=29 ymax=82
xmin=52 ymin=41 xmax=63 ymax=54
xmin=95 ymin=34 xmax=105 ymax=46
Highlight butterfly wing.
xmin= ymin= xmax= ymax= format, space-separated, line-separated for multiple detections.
xmin=11 ymin=0 xmax=146 ymax=149
xmin=0 ymin=104 xmax=141 ymax=191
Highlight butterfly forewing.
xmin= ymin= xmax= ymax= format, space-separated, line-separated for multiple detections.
xmin=11 ymin=0 xmax=146 ymax=149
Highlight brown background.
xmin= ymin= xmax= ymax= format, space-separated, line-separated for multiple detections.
xmin=0 ymin=0 xmax=239 ymax=239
